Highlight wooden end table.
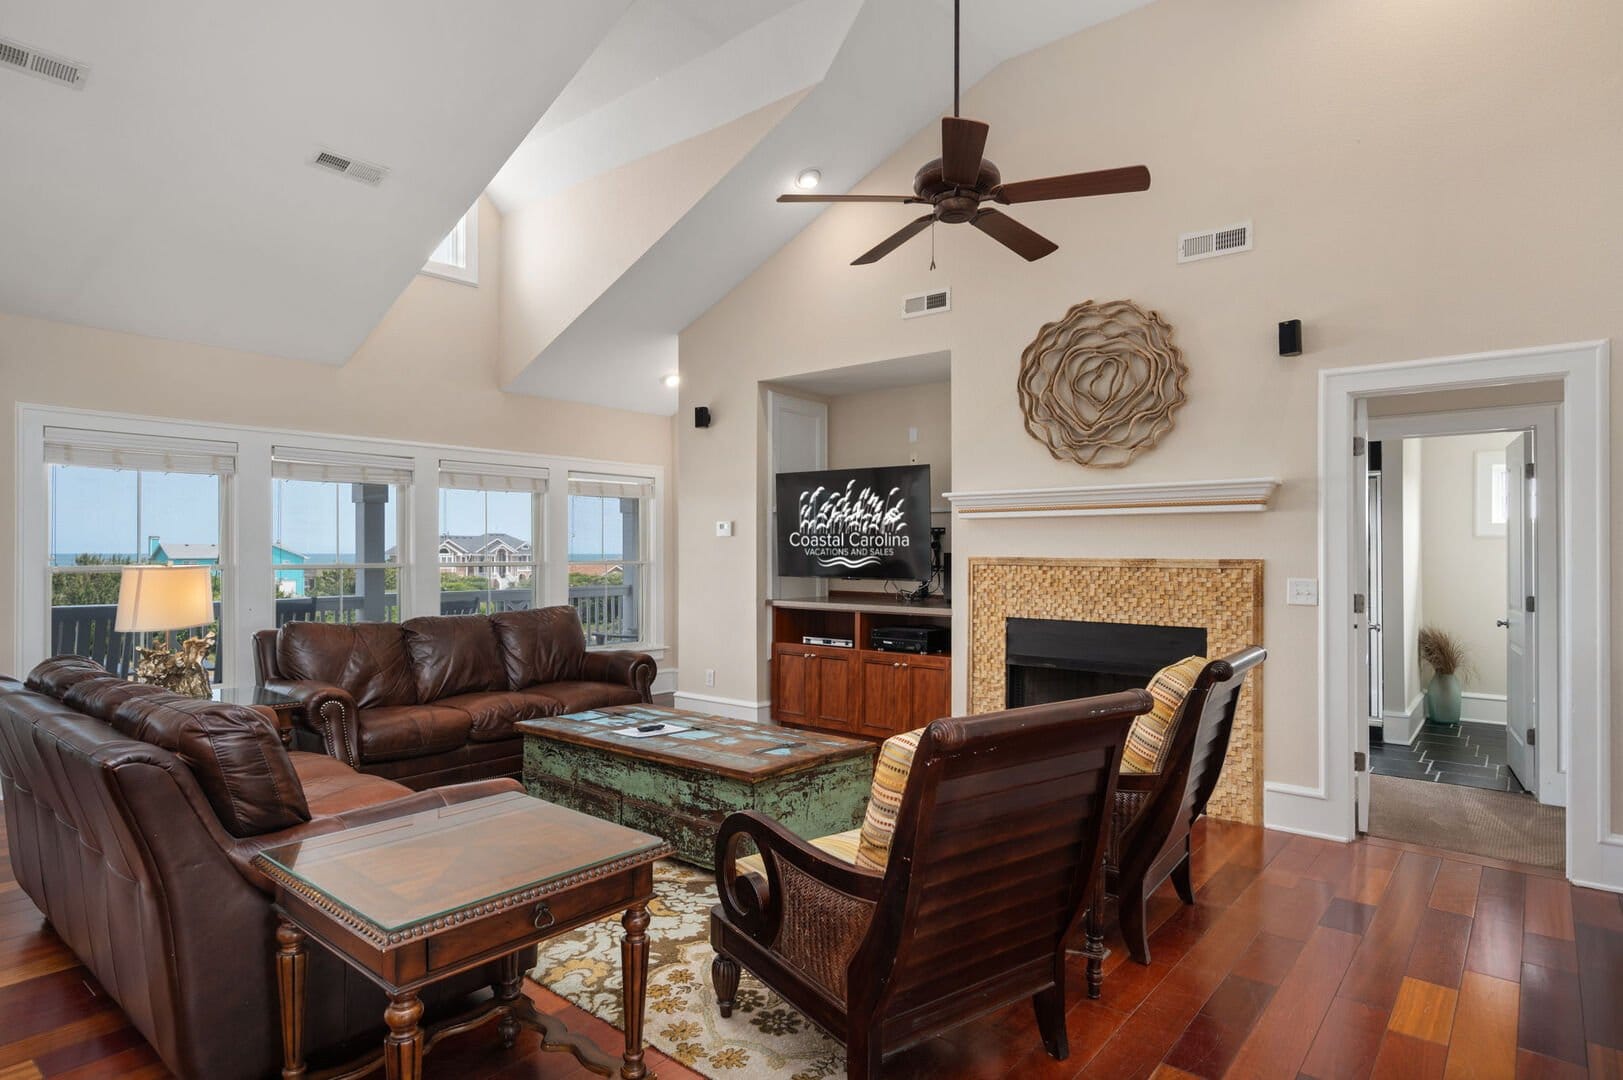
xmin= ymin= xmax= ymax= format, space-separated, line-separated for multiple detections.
xmin=214 ymin=684 xmax=302 ymax=746
xmin=252 ymin=791 xmax=671 ymax=1079
xmin=519 ymin=705 xmax=876 ymax=868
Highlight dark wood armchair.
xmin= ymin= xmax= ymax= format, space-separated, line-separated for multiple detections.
xmin=1093 ymin=646 xmax=1267 ymax=969
xmin=709 ymin=690 xmax=1152 ymax=1080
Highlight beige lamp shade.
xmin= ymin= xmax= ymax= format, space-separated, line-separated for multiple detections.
xmin=114 ymin=565 xmax=214 ymax=633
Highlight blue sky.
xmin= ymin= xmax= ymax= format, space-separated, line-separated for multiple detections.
xmin=50 ymin=467 xmax=627 ymax=560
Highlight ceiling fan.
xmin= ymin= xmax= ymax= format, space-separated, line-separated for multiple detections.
xmin=778 ymin=0 xmax=1150 ymax=265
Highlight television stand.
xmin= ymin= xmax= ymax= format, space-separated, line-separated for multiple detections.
xmin=768 ymin=592 xmax=952 ymax=740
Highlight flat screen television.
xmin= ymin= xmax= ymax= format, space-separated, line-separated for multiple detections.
xmin=776 ymin=464 xmax=932 ymax=581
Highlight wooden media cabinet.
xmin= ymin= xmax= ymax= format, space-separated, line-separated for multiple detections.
xmin=768 ymin=593 xmax=952 ymax=739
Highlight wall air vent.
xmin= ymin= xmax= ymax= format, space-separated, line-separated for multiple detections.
xmin=1178 ymin=221 xmax=1252 ymax=264
xmin=902 ymin=288 xmax=951 ymax=319
xmin=0 ymin=36 xmax=90 ymax=89
xmin=309 ymin=148 xmax=390 ymax=187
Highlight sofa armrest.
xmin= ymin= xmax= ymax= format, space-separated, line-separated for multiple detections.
xmin=262 ymin=678 xmax=360 ymax=768
xmin=580 ymin=650 xmax=657 ymax=702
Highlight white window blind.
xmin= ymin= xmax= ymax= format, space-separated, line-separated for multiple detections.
xmin=44 ymin=427 xmax=236 ymax=475
xmin=429 ymin=215 xmax=467 ymax=269
xmin=568 ymin=472 xmax=654 ymax=499
xmin=439 ymin=459 xmax=549 ymax=493
xmin=271 ymin=446 xmax=413 ymax=485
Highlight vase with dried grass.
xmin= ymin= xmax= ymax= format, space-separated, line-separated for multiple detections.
xmin=1418 ymin=626 xmax=1473 ymax=726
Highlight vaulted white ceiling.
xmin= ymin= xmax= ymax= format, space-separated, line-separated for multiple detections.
xmin=0 ymin=0 xmax=1152 ymax=407
xmin=0 ymin=1 xmax=630 ymax=363
xmin=501 ymin=0 xmax=1155 ymax=414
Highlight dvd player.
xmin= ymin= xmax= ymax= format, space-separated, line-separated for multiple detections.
xmin=802 ymin=635 xmax=854 ymax=648
xmin=871 ymin=625 xmax=950 ymax=654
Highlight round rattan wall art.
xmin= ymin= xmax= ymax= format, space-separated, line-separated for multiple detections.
xmin=1017 ymin=298 xmax=1188 ymax=468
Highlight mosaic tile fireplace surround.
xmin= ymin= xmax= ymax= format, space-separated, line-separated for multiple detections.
xmin=968 ymin=557 xmax=1265 ymax=824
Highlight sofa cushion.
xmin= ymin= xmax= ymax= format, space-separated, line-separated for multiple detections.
xmin=856 ymin=729 xmax=924 ymax=871
xmin=289 ymin=750 xmax=414 ymax=815
xmin=521 ymin=681 xmax=643 ymax=716
xmin=277 ymin=622 xmax=418 ymax=709
xmin=62 ymin=675 xmax=169 ymax=719
xmin=489 ymin=606 xmax=588 ymax=689
xmin=435 ymin=690 xmax=545 ymax=742
xmin=355 ymin=704 xmax=473 ymax=764
xmin=401 ymin=615 xmax=507 ymax=702
xmin=1123 ymin=656 xmax=1209 ymax=775
xmin=25 ymin=655 xmax=114 ymax=698
xmin=107 ymin=689 xmax=311 ymax=837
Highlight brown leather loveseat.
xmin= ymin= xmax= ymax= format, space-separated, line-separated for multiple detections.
xmin=0 ymin=655 xmax=529 ymax=1080
xmin=254 ymin=606 xmax=656 ymax=789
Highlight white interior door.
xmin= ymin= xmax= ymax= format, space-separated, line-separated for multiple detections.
xmin=766 ymin=391 xmax=828 ymax=599
xmin=1354 ymin=402 xmax=1372 ymax=833
xmin=1504 ymin=431 xmax=1537 ymax=797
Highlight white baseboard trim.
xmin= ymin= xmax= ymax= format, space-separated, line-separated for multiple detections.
xmin=1460 ymin=692 xmax=1507 ymax=725
xmin=671 ymin=691 xmax=772 ymax=723
xmin=1568 ymin=876 xmax=1623 ymax=896
xmin=1263 ymin=782 xmax=1353 ymax=842
xmin=651 ymin=668 xmax=678 ymax=696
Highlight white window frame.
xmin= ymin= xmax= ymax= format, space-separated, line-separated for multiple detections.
xmin=15 ymin=405 xmax=667 ymax=686
xmin=436 ymin=460 xmax=549 ymax=615
xmin=420 ymin=201 xmax=479 ymax=286
xmin=42 ymin=432 xmax=236 ymax=683
xmin=567 ymin=472 xmax=656 ymax=648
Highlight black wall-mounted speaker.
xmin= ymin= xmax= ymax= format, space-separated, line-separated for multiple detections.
xmin=1278 ymin=319 xmax=1303 ymax=357
xmin=694 ymin=406 xmax=712 ymax=428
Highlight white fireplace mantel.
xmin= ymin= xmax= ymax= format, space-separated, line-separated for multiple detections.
xmin=943 ymin=477 xmax=1281 ymax=518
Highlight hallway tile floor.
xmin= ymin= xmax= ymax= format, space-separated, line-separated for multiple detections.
xmin=1369 ymin=719 xmax=1527 ymax=793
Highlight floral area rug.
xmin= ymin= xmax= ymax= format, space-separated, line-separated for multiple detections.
xmin=531 ymin=860 xmax=846 ymax=1080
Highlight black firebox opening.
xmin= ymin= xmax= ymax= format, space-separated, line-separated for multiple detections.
xmin=1005 ymin=617 xmax=1207 ymax=708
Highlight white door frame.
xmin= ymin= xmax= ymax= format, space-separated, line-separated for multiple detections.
xmin=1366 ymin=405 xmax=1562 ymax=806
xmin=1275 ymin=340 xmax=1615 ymax=892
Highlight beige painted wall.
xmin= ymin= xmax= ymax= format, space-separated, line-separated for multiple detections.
xmin=1419 ymin=432 xmax=1516 ymax=697
xmin=825 ymin=380 xmax=952 ymax=594
xmin=499 ymin=93 xmax=805 ymax=389
xmin=0 ymin=195 xmax=678 ymax=671
xmin=675 ymin=0 xmax=1623 ymax=829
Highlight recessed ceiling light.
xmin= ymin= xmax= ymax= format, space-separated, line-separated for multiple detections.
xmin=663 ymin=373 xmax=681 ymax=388
xmin=794 ymin=169 xmax=821 ymax=190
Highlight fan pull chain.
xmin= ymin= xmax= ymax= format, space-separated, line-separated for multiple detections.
xmin=930 ymin=220 xmax=937 ymax=270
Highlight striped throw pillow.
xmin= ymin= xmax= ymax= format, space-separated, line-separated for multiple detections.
xmin=1122 ymin=656 xmax=1209 ymax=774
xmin=855 ymin=728 xmax=924 ymax=871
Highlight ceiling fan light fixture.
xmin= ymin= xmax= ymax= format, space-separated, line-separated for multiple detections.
xmin=794 ymin=169 xmax=821 ymax=190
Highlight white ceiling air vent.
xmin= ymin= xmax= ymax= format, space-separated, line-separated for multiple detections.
xmin=0 ymin=37 xmax=90 ymax=89
xmin=902 ymin=288 xmax=951 ymax=319
xmin=1178 ymin=221 xmax=1253 ymax=264
xmin=309 ymin=148 xmax=390 ymax=187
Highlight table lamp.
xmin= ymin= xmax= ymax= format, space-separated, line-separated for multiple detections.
xmin=115 ymin=565 xmax=216 ymax=697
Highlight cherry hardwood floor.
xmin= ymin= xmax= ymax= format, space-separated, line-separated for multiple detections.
xmin=2 ymin=817 xmax=1619 ymax=1079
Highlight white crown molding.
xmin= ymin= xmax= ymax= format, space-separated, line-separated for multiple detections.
xmin=943 ymin=477 xmax=1281 ymax=518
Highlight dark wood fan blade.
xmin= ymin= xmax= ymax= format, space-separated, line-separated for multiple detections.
xmin=970 ymin=209 xmax=1057 ymax=261
xmin=777 ymin=194 xmax=920 ymax=203
xmin=993 ymin=165 xmax=1151 ymax=204
xmin=941 ymin=117 xmax=989 ymax=187
xmin=852 ymin=214 xmax=936 ymax=265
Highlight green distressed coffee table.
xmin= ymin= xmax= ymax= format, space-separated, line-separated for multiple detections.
xmin=518 ymin=705 xmax=876 ymax=868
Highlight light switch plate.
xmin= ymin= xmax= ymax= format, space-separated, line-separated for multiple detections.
xmin=715 ymin=520 xmax=733 ymax=537
xmin=1286 ymin=578 xmax=1319 ymax=606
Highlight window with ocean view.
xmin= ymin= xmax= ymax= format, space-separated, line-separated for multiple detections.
xmin=45 ymin=428 xmax=231 ymax=679
xmin=436 ymin=459 xmax=548 ymax=615
xmin=568 ymin=472 xmax=652 ymax=645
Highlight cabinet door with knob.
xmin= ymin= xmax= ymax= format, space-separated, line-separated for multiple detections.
xmin=772 ymin=643 xmax=857 ymax=731
xmin=772 ymin=644 xmax=815 ymax=726
xmin=905 ymin=653 xmax=952 ymax=729
xmin=858 ymin=654 xmax=912 ymax=737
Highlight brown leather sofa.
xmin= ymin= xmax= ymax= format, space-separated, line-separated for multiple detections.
xmin=0 ymin=655 xmax=532 ymax=1080
xmin=254 ymin=606 xmax=656 ymax=789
